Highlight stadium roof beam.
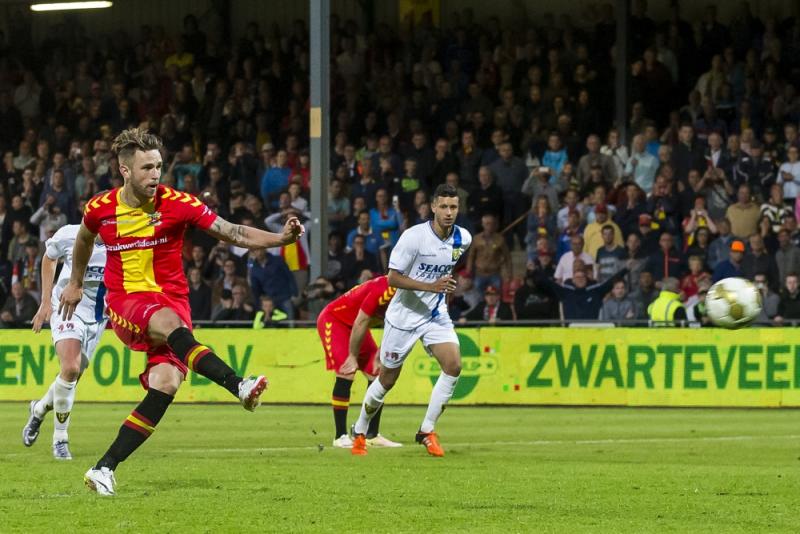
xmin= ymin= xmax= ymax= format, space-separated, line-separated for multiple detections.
xmin=615 ymin=0 xmax=629 ymax=145
xmin=309 ymin=0 xmax=330 ymax=281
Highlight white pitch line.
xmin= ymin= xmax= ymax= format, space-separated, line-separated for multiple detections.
xmin=2 ymin=434 xmax=797 ymax=458
xmin=168 ymin=433 xmax=800 ymax=454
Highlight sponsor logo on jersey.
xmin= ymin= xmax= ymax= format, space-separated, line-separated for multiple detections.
xmin=105 ymin=236 xmax=168 ymax=251
xmin=417 ymin=263 xmax=453 ymax=274
xmin=148 ymin=211 xmax=162 ymax=226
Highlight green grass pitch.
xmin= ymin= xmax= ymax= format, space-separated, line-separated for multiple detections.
xmin=1 ymin=403 xmax=799 ymax=532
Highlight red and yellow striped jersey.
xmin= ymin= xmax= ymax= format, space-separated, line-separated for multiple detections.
xmin=83 ymin=185 xmax=217 ymax=299
xmin=325 ymin=275 xmax=395 ymax=326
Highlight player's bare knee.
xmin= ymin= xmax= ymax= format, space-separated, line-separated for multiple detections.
xmin=148 ymin=308 xmax=185 ymax=344
xmin=147 ymin=364 xmax=183 ymax=396
xmin=60 ymin=363 xmax=81 ymax=382
xmin=443 ymin=362 xmax=462 ymax=377
xmin=379 ymin=367 xmax=400 ymax=389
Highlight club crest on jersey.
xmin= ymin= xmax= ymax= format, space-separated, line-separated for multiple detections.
xmin=147 ymin=211 xmax=162 ymax=226
xmin=452 ymin=246 xmax=464 ymax=261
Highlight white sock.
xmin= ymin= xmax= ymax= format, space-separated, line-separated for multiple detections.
xmin=34 ymin=380 xmax=56 ymax=418
xmin=420 ymin=372 xmax=459 ymax=433
xmin=353 ymin=379 xmax=388 ymax=435
xmin=52 ymin=376 xmax=77 ymax=443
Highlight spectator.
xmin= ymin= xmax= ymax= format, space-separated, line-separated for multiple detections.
xmin=513 ymin=268 xmax=559 ymax=320
xmin=645 ymin=232 xmax=685 ymax=282
xmin=554 ymin=234 xmax=594 ymax=284
xmin=212 ymin=257 xmax=250 ymax=304
xmin=327 ymin=178 xmax=350 ymax=233
xmin=671 ymin=124 xmax=705 ymax=183
xmin=774 ymin=274 xmax=800 ymax=325
xmin=707 ymin=218 xmax=734 ymax=269
xmin=599 ymin=279 xmax=636 ymax=321
xmin=455 ymin=130 xmax=482 ymax=191
xmin=525 ymin=196 xmax=557 ymax=259
xmin=685 ymin=278 xmax=712 ymax=325
xmin=260 ymin=149 xmax=291 ymax=208
xmin=754 ymin=272 xmax=780 ymax=324
xmin=648 ymin=277 xmax=687 ymax=324
xmin=538 ymin=267 xmax=628 ymax=321
xmin=7 ymin=220 xmax=38 ymax=264
xmin=583 ymin=204 xmax=623 ymax=258
xmin=248 ymin=248 xmax=297 ymax=318
xmin=630 ymin=270 xmax=658 ymax=319
xmin=341 ymin=234 xmax=380 ymax=288
xmin=578 ymin=135 xmax=618 ymax=185
xmin=469 ymin=166 xmax=504 ymax=225
xmin=252 ymin=296 xmax=288 ymax=328
xmin=212 ymin=284 xmax=255 ymax=322
xmin=713 ymin=240 xmax=746 ymax=282
xmin=600 ymin=128 xmax=629 ymax=178
xmin=541 ymin=132 xmax=568 ymax=178
xmin=778 ymin=145 xmax=800 ymax=205
xmin=522 ymin=166 xmax=560 ymax=215
xmin=680 ymin=255 xmax=711 ymax=300
xmin=448 ymin=271 xmax=482 ymax=321
xmin=761 ymin=184 xmax=790 ymax=233
xmin=187 ymin=266 xmax=212 ymax=321
xmin=29 ymin=196 xmax=67 ymax=242
xmin=302 ymin=277 xmax=335 ymax=322
xmin=461 ymin=285 xmax=513 ymax=324
xmin=741 ymin=233 xmax=780 ymax=289
xmin=776 ymin=229 xmax=800 ymax=285
xmin=595 ymin=225 xmax=627 ymax=283
xmin=369 ymin=188 xmax=402 ymax=247
xmin=467 ymin=214 xmax=512 ymax=294
xmin=346 ymin=210 xmax=386 ymax=257
xmin=624 ymin=134 xmax=658 ymax=193
xmin=0 ymin=281 xmax=37 ymax=327
xmin=726 ymin=184 xmax=760 ymax=239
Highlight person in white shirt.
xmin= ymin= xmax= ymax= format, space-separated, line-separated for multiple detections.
xmin=352 ymin=184 xmax=472 ymax=457
xmin=778 ymin=145 xmax=800 ymax=203
xmin=555 ymin=234 xmax=595 ymax=283
xmin=23 ymin=225 xmax=108 ymax=460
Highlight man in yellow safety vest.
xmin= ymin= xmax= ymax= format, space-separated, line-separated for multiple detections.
xmin=648 ymin=277 xmax=687 ymax=325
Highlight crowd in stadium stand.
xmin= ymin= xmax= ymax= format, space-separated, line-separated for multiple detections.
xmin=2 ymin=3 xmax=800 ymax=327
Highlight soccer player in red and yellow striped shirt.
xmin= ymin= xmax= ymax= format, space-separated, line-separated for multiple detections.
xmin=59 ymin=128 xmax=304 ymax=495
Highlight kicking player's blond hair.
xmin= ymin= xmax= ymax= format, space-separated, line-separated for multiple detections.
xmin=111 ymin=128 xmax=163 ymax=165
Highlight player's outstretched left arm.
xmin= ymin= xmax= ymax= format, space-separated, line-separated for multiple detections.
xmin=205 ymin=215 xmax=305 ymax=249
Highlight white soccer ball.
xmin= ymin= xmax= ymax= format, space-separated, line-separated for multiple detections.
xmin=705 ymin=277 xmax=762 ymax=329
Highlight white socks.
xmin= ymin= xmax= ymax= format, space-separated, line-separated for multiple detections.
xmin=52 ymin=376 xmax=77 ymax=443
xmin=354 ymin=379 xmax=388 ymax=435
xmin=420 ymin=372 xmax=459 ymax=433
xmin=34 ymin=381 xmax=55 ymax=418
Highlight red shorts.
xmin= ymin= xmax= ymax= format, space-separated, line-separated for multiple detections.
xmin=105 ymin=292 xmax=193 ymax=389
xmin=316 ymin=309 xmax=378 ymax=376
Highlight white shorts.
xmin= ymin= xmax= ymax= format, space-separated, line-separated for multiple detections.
xmin=380 ymin=317 xmax=459 ymax=369
xmin=50 ymin=312 xmax=107 ymax=367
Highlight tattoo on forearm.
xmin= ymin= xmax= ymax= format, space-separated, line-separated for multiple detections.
xmin=210 ymin=218 xmax=249 ymax=246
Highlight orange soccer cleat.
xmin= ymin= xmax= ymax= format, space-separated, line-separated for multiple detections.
xmin=415 ymin=431 xmax=444 ymax=457
xmin=351 ymin=433 xmax=368 ymax=456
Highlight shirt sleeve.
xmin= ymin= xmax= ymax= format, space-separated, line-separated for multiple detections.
xmin=82 ymin=202 xmax=101 ymax=234
xmin=181 ymin=194 xmax=218 ymax=230
xmin=388 ymin=229 xmax=417 ymax=274
xmin=44 ymin=227 xmax=68 ymax=260
xmin=359 ymin=278 xmax=389 ymax=317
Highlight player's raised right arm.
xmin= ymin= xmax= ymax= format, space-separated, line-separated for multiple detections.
xmin=32 ymin=254 xmax=58 ymax=333
xmin=58 ymin=223 xmax=96 ymax=320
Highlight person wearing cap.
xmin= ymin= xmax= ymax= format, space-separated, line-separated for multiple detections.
xmin=647 ymin=277 xmax=687 ymax=325
xmin=712 ymin=239 xmax=746 ymax=282
xmin=583 ymin=203 xmax=623 ymax=258
xmin=462 ymin=285 xmax=513 ymax=324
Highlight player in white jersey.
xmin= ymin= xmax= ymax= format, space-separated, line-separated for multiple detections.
xmin=351 ymin=184 xmax=471 ymax=457
xmin=22 ymin=224 xmax=108 ymax=460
